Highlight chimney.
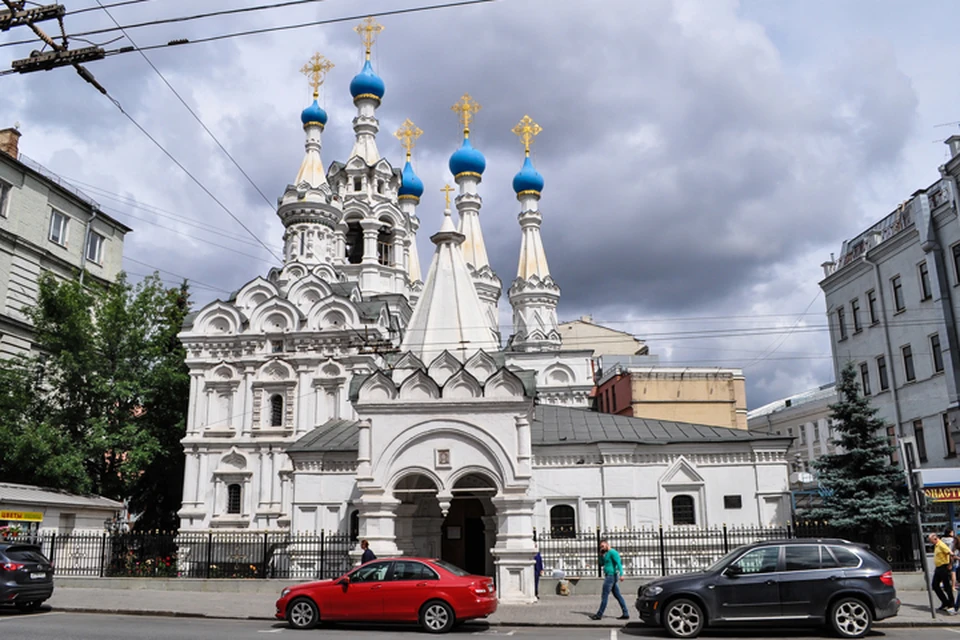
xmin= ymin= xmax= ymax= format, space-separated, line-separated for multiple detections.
xmin=947 ymin=135 xmax=960 ymax=159
xmin=0 ymin=126 xmax=21 ymax=159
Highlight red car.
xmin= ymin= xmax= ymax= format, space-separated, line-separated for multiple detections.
xmin=275 ymin=557 xmax=497 ymax=633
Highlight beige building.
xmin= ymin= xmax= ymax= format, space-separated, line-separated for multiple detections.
xmin=0 ymin=127 xmax=130 ymax=358
xmin=596 ymin=364 xmax=749 ymax=430
xmin=558 ymin=315 xmax=648 ymax=356
xmin=748 ymin=384 xmax=838 ymax=475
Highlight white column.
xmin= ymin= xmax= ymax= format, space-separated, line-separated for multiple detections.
xmin=357 ymin=419 xmax=372 ymax=479
xmin=491 ymin=491 xmax=537 ymax=604
xmin=241 ymin=367 xmax=254 ymax=435
xmin=352 ymin=494 xmax=401 ymax=564
xmin=360 ymin=220 xmax=380 ymax=265
xmin=516 ymin=415 xmax=532 ymax=479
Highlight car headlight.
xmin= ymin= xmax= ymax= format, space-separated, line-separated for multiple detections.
xmin=281 ymin=588 xmax=291 ymax=597
xmin=643 ymin=585 xmax=663 ymax=597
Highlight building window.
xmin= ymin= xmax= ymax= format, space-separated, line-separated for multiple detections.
xmin=919 ymin=261 xmax=932 ymax=301
xmin=227 ymin=484 xmax=242 ymax=514
xmin=891 ymin=275 xmax=905 ymax=312
xmin=902 ymin=344 xmax=915 ymax=382
xmin=345 ymin=221 xmax=363 ymax=264
xmin=350 ymin=509 xmax=359 ymax=541
xmin=611 ymin=385 xmax=617 ymax=412
xmin=85 ymin=231 xmax=104 ymax=264
xmin=837 ymin=307 xmax=847 ymax=341
xmin=270 ymin=394 xmax=283 ymax=427
xmin=672 ymin=495 xmax=696 ymax=525
xmin=851 ymin=299 xmax=862 ymax=333
xmin=723 ymin=495 xmax=742 ymax=509
xmin=914 ymin=420 xmax=928 ymax=463
xmin=549 ymin=504 xmax=576 ymax=538
xmin=377 ymin=180 xmax=384 ymax=194
xmin=859 ymin=362 xmax=871 ymax=396
xmin=0 ymin=180 xmax=10 ymax=217
xmin=798 ymin=426 xmax=805 ymax=446
xmin=931 ymin=333 xmax=944 ymax=374
xmin=953 ymin=244 xmax=960 ymax=286
xmin=887 ymin=426 xmax=899 ymax=466
xmin=877 ymin=355 xmax=889 ymax=391
xmin=270 ymin=340 xmax=284 ymax=354
xmin=49 ymin=209 xmax=68 ymax=246
xmin=377 ymin=222 xmax=394 ymax=267
xmin=945 ymin=413 xmax=957 ymax=458
xmin=353 ymin=177 xmax=362 ymax=191
xmin=867 ymin=290 xmax=878 ymax=325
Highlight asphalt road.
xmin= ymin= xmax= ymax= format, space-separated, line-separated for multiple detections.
xmin=0 ymin=610 xmax=958 ymax=640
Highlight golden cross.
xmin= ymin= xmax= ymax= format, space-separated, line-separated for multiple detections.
xmin=354 ymin=16 xmax=384 ymax=59
xmin=300 ymin=52 xmax=334 ymax=99
xmin=512 ymin=115 xmax=542 ymax=156
xmin=441 ymin=184 xmax=454 ymax=209
xmin=394 ymin=119 xmax=423 ymax=161
xmin=451 ymin=93 xmax=481 ymax=136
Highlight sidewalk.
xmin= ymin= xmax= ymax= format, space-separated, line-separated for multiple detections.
xmin=44 ymin=586 xmax=959 ymax=628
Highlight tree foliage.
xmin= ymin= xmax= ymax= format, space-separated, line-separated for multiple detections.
xmin=0 ymin=273 xmax=190 ymax=530
xmin=801 ymin=361 xmax=912 ymax=533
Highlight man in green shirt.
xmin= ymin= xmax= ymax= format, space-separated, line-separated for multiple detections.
xmin=590 ymin=539 xmax=629 ymax=620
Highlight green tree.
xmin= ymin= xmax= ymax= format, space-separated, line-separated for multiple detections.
xmin=801 ymin=361 xmax=912 ymax=533
xmin=0 ymin=273 xmax=190 ymax=530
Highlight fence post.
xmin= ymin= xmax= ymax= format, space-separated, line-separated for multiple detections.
xmin=659 ymin=525 xmax=666 ymax=577
xmin=205 ymin=532 xmax=213 ymax=579
xmin=596 ymin=528 xmax=602 ymax=578
xmin=787 ymin=521 xmax=793 ymax=540
xmin=319 ymin=530 xmax=325 ymax=580
xmin=261 ymin=532 xmax=269 ymax=579
xmin=49 ymin=533 xmax=57 ymax=571
xmin=532 ymin=527 xmax=537 ymax=543
xmin=99 ymin=532 xmax=107 ymax=578
xmin=722 ymin=523 xmax=729 ymax=554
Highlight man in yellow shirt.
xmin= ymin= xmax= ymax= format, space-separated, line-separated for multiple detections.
xmin=929 ymin=533 xmax=955 ymax=612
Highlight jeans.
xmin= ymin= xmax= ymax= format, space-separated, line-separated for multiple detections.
xmin=596 ymin=574 xmax=628 ymax=617
xmin=933 ymin=564 xmax=954 ymax=608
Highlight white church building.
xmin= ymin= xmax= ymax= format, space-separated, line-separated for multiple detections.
xmin=177 ymin=19 xmax=792 ymax=602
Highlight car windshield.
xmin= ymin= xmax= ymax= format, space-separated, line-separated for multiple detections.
xmin=432 ymin=559 xmax=470 ymax=576
xmin=706 ymin=545 xmax=749 ymax=572
xmin=4 ymin=546 xmax=47 ymax=563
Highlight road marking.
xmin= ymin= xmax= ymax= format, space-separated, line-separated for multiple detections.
xmin=257 ymin=629 xmax=282 ymax=634
xmin=610 ymin=629 xmax=618 ymax=640
xmin=944 ymin=629 xmax=960 ymax=634
xmin=0 ymin=612 xmax=64 ymax=622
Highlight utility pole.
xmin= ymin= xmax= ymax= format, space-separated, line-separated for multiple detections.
xmin=2 ymin=0 xmax=107 ymax=94
xmin=899 ymin=436 xmax=937 ymax=620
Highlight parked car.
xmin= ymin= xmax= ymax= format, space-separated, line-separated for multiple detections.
xmin=275 ymin=557 xmax=497 ymax=633
xmin=636 ymin=539 xmax=900 ymax=639
xmin=0 ymin=542 xmax=55 ymax=612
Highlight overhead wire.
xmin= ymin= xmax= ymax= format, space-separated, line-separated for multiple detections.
xmin=68 ymin=0 xmax=153 ymax=16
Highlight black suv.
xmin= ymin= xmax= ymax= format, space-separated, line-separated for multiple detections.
xmin=636 ymin=539 xmax=899 ymax=639
xmin=0 ymin=542 xmax=54 ymax=612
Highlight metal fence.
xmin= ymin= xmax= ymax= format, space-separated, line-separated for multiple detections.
xmin=1 ymin=531 xmax=353 ymax=579
xmin=533 ymin=522 xmax=921 ymax=578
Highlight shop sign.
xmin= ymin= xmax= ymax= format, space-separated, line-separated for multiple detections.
xmin=0 ymin=510 xmax=43 ymax=522
xmin=923 ymin=486 xmax=960 ymax=502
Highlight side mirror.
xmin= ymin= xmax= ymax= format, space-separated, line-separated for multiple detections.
xmin=338 ymin=576 xmax=350 ymax=585
xmin=723 ymin=565 xmax=742 ymax=578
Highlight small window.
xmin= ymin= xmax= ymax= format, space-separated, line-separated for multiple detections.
xmin=837 ymin=307 xmax=847 ymax=341
xmin=227 ymin=484 xmax=242 ymax=514
xmin=851 ymin=299 xmax=862 ymax=333
xmin=349 ymin=509 xmax=359 ymax=541
xmin=914 ymin=420 xmax=928 ymax=463
xmin=828 ymin=546 xmax=861 ymax=568
xmin=902 ymin=344 xmax=915 ymax=382
xmin=877 ymin=355 xmax=889 ymax=391
xmin=671 ymin=495 xmax=696 ymax=526
xmin=931 ymin=333 xmax=944 ymax=374
xmin=784 ymin=545 xmax=821 ymax=571
xmin=891 ymin=275 xmax=905 ymax=312
xmin=549 ymin=504 xmax=576 ymax=537
xmin=85 ymin=231 xmax=104 ymax=264
xmin=919 ymin=261 xmax=932 ymax=301
xmin=887 ymin=426 xmax=899 ymax=465
xmin=731 ymin=547 xmax=779 ymax=574
xmin=611 ymin=385 xmax=618 ymax=411
xmin=270 ymin=394 xmax=283 ymax=427
xmin=49 ymin=209 xmax=68 ymax=246
xmin=353 ymin=177 xmax=362 ymax=191
xmin=798 ymin=426 xmax=805 ymax=446
xmin=377 ymin=180 xmax=384 ymax=194
xmin=723 ymin=495 xmax=742 ymax=509
xmin=953 ymin=244 xmax=960 ymax=286
xmin=859 ymin=362 xmax=871 ymax=396
xmin=0 ymin=180 xmax=10 ymax=217
xmin=867 ymin=290 xmax=878 ymax=325
xmin=270 ymin=340 xmax=284 ymax=354
xmin=945 ymin=413 xmax=957 ymax=458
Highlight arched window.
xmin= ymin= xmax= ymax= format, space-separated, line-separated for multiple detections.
xmin=227 ymin=484 xmax=242 ymax=514
xmin=349 ymin=509 xmax=359 ymax=542
xmin=270 ymin=394 xmax=283 ymax=427
xmin=550 ymin=505 xmax=576 ymax=538
xmin=345 ymin=221 xmax=363 ymax=264
xmin=377 ymin=222 xmax=393 ymax=266
xmin=672 ymin=495 xmax=696 ymax=526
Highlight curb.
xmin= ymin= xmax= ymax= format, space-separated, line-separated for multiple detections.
xmin=41 ymin=606 xmax=959 ymax=628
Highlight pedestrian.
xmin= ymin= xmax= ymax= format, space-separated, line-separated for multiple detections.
xmin=534 ymin=550 xmax=543 ymax=599
xmin=360 ymin=539 xmax=376 ymax=564
xmin=929 ymin=533 xmax=955 ymax=614
xmin=590 ymin=539 xmax=629 ymax=621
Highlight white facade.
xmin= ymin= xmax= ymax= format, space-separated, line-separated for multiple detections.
xmin=0 ymin=482 xmax=123 ymax=536
xmin=748 ymin=384 xmax=838 ymax=477
xmin=178 ymin=27 xmax=792 ymax=603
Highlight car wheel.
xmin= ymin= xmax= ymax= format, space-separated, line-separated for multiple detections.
xmin=15 ymin=601 xmax=41 ymax=613
xmin=287 ymin=597 xmax=319 ymax=630
xmin=829 ymin=597 xmax=872 ymax=638
xmin=662 ymin=598 xmax=704 ymax=639
xmin=420 ymin=600 xmax=455 ymax=634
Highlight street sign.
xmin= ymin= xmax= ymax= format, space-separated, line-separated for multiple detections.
xmin=0 ymin=510 xmax=43 ymax=522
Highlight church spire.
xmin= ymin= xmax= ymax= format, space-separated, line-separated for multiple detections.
xmin=348 ymin=16 xmax=386 ymax=164
xmin=400 ymin=184 xmax=499 ymax=362
xmin=448 ymin=93 xmax=502 ymax=342
xmin=395 ymin=118 xmax=425 ymax=287
xmin=507 ymin=115 xmax=561 ymax=352
xmin=294 ymin=52 xmax=333 ymax=188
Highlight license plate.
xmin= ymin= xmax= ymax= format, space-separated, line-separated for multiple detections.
xmin=30 ymin=572 xmax=45 ymax=579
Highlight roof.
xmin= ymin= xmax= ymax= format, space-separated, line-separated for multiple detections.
xmin=287 ymin=406 xmax=787 ymax=454
xmin=747 ymin=383 xmax=837 ymax=420
xmin=0 ymin=482 xmax=123 ymax=510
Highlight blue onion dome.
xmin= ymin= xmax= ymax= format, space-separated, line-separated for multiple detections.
xmin=449 ymin=136 xmax=486 ymax=179
xmin=349 ymin=59 xmax=385 ymax=102
xmin=301 ymin=99 xmax=328 ymax=127
xmin=398 ymin=160 xmax=424 ymax=199
xmin=512 ymin=155 xmax=544 ymax=194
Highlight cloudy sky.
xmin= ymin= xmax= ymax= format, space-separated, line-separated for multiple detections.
xmin=1 ymin=0 xmax=955 ymax=409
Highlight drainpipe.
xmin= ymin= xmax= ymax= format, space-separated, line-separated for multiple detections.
xmin=863 ymin=253 xmax=904 ymax=437
xmin=79 ymin=207 xmax=98 ymax=286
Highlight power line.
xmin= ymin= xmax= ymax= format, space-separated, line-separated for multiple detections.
xmin=68 ymin=0 xmax=152 ymax=16
xmin=123 ymin=256 xmax=232 ymax=293
xmin=91 ymin=0 xmax=277 ymax=212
